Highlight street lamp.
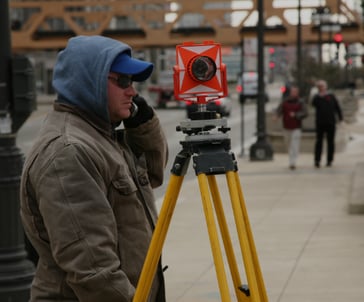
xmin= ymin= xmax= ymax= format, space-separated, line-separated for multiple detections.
xmin=311 ymin=6 xmax=332 ymax=66
xmin=249 ymin=0 xmax=273 ymax=161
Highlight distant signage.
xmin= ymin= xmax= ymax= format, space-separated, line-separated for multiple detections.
xmin=243 ymin=37 xmax=257 ymax=72
xmin=320 ymin=24 xmax=341 ymax=33
xmin=244 ymin=37 xmax=257 ymax=57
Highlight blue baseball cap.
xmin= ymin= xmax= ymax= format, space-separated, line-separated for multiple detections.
xmin=110 ymin=51 xmax=154 ymax=82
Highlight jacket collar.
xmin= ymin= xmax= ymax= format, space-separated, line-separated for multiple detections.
xmin=54 ymin=102 xmax=116 ymax=137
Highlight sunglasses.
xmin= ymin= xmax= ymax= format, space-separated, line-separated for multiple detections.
xmin=108 ymin=74 xmax=133 ymax=89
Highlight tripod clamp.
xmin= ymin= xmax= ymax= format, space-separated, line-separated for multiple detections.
xmin=176 ymin=115 xmax=231 ymax=135
xmin=172 ymin=117 xmax=237 ymax=177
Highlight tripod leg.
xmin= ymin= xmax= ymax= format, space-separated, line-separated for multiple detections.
xmin=226 ymin=171 xmax=269 ymax=302
xmin=197 ymin=173 xmax=232 ymax=302
xmin=207 ymin=175 xmax=250 ymax=302
xmin=133 ymin=174 xmax=184 ymax=302
xmin=232 ymin=171 xmax=268 ymax=302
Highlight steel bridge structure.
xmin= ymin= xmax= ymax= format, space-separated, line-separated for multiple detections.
xmin=9 ymin=0 xmax=364 ymax=52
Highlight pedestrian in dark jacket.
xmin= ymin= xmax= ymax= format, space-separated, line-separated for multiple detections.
xmin=312 ymin=79 xmax=343 ymax=168
xmin=275 ymin=85 xmax=307 ymax=169
xmin=20 ymin=35 xmax=168 ymax=302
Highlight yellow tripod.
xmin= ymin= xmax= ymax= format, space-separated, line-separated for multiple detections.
xmin=133 ymin=116 xmax=269 ymax=302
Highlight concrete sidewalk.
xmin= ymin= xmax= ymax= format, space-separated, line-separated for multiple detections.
xmin=160 ymin=99 xmax=364 ymax=302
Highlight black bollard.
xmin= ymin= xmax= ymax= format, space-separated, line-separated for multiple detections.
xmin=0 ymin=135 xmax=34 ymax=301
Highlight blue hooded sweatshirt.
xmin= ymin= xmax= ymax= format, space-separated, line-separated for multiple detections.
xmin=52 ymin=36 xmax=131 ymax=122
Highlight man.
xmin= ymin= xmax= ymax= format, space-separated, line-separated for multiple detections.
xmin=275 ymin=85 xmax=307 ymax=169
xmin=20 ymin=35 xmax=168 ymax=302
xmin=312 ymin=79 xmax=343 ymax=168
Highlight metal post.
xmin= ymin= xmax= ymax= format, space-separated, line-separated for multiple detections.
xmin=239 ymin=39 xmax=245 ymax=157
xmin=0 ymin=1 xmax=12 ymax=118
xmin=249 ymin=0 xmax=273 ymax=161
xmin=297 ymin=0 xmax=302 ymax=94
xmin=239 ymin=94 xmax=245 ymax=157
xmin=0 ymin=1 xmax=35 ymax=301
xmin=318 ymin=25 xmax=322 ymax=66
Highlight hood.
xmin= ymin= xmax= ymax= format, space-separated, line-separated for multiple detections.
xmin=52 ymin=35 xmax=132 ymax=122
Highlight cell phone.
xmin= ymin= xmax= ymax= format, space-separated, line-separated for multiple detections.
xmin=130 ymin=102 xmax=138 ymax=118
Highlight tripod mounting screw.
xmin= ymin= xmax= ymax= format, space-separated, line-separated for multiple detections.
xmin=173 ymin=163 xmax=181 ymax=172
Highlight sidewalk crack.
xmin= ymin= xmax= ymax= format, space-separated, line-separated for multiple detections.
xmin=277 ymin=217 xmax=322 ymax=302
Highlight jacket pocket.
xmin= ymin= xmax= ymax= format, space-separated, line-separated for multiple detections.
xmin=111 ymin=175 xmax=137 ymax=195
xmin=110 ymin=173 xmax=146 ymax=227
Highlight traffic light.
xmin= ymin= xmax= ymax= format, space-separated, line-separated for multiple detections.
xmin=268 ymin=47 xmax=275 ymax=69
xmin=333 ymin=33 xmax=343 ymax=44
xmin=333 ymin=33 xmax=343 ymax=62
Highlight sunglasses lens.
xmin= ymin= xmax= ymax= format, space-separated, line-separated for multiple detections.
xmin=117 ymin=75 xmax=132 ymax=89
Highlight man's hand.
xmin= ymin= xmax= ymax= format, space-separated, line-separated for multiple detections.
xmin=123 ymin=95 xmax=154 ymax=128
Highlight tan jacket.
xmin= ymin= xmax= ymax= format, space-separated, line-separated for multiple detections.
xmin=20 ymin=103 xmax=168 ymax=302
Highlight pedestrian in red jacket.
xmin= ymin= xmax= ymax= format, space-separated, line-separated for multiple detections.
xmin=275 ymin=85 xmax=308 ymax=169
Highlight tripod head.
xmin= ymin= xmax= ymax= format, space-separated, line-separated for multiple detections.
xmin=176 ymin=114 xmax=230 ymax=136
xmin=173 ymin=98 xmax=236 ymax=177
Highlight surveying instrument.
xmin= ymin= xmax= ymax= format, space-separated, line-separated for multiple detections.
xmin=133 ymin=41 xmax=268 ymax=302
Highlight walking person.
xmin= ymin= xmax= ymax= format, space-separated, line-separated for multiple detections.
xmin=20 ymin=35 xmax=168 ymax=302
xmin=312 ymin=79 xmax=343 ymax=168
xmin=275 ymin=85 xmax=307 ymax=170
